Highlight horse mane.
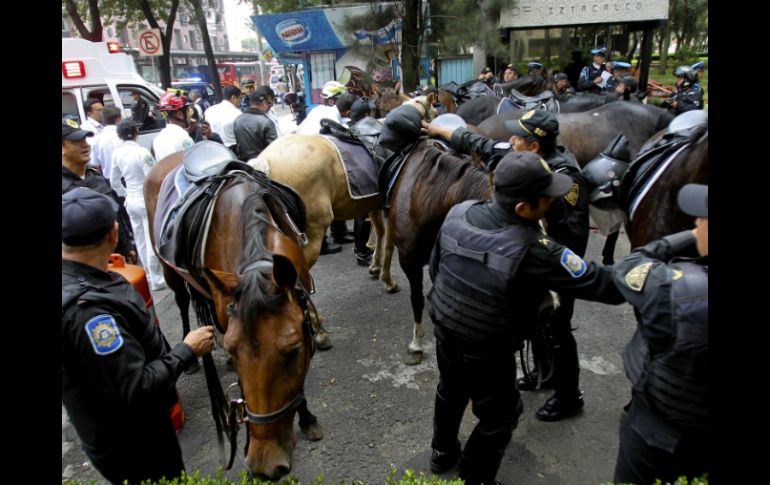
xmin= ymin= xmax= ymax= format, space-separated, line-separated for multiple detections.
xmin=233 ymin=187 xmax=282 ymax=343
xmin=411 ymin=141 xmax=491 ymax=215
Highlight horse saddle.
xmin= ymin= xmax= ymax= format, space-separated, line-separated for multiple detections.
xmin=441 ymin=80 xmax=494 ymax=104
xmin=319 ymin=117 xmax=393 ymax=172
xmin=619 ymin=112 xmax=708 ymax=219
xmin=377 ymin=138 xmax=447 ymax=211
xmin=157 ymin=159 xmax=307 ymax=298
xmin=506 ymin=89 xmax=559 ymax=113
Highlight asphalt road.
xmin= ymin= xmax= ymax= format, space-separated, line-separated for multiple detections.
xmin=62 ymin=222 xmax=637 ymax=485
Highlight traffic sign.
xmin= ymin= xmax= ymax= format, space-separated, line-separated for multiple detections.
xmin=138 ymin=29 xmax=163 ymax=57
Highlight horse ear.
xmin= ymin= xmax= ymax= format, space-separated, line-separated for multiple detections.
xmin=272 ymin=254 xmax=297 ymax=290
xmin=426 ymin=92 xmax=436 ymax=104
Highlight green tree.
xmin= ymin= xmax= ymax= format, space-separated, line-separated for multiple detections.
xmin=241 ymin=37 xmax=259 ymax=51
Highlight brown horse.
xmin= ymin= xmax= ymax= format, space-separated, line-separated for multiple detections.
xmin=478 ymin=102 xmax=674 ymax=166
xmin=377 ymin=139 xmax=491 ymax=364
xmin=145 ymin=153 xmax=322 ymax=480
xmin=374 ymin=87 xmax=411 ymax=117
xmin=624 ymin=124 xmax=708 ymax=248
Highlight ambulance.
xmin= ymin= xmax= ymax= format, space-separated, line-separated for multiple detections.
xmin=62 ymin=38 xmax=166 ymax=150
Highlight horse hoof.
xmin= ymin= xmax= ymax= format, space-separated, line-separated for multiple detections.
xmin=300 ymin=421 xmax=324 ymax=441
xmin=185 ymin=359 xmax=201 ymax=374
xmin=405 ymin=351 xmax=423 ymax=366
xmin=315 ymin=333 xmax=333 ymax=350
xmin=369 ymin=266 xmax=381 ymax=277
xmin=386 ymin=283 xmax=400 ymax=294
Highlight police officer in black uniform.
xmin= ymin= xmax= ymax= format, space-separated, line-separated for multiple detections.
xmin=577 ymin=47 xmax=610 ymax=93
xmin=552 ymin=72 xmax=576 ymax=102
xmin=426 ymin=151 xmax=625 ymax=485
xmin=660 ymin=66 xmax=704 ymax=115
xmin=62 ymin=187 xmax=215 ymax=485
xmin=62 ymin=123 xmax=137 ymax=264
xmin=611 ymin=184 xmax=708 ymax=484
xmin=422 ymin=109 xmax=591 ymax=422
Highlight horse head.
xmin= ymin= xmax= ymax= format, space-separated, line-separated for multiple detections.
xmin=208 ymin=184 xmax=314 ymax=481
xmin=437 ymin=88 xmax=458 ymax=113
xmin=403 ymin=94 xmax=438 ymax=121
xmin=376 ymin=88 xmax=410 ymax=117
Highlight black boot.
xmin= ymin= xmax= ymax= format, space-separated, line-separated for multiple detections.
xmin=320 ymin=233 xmax=342 ymax=255
xmin=330 ymin=220 xmax=354 ymax=244
xmin=535 ymin=390 xmax=584 ymax=422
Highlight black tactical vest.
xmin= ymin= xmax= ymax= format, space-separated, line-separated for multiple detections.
xmin=624 ymin=261 xmax=708 ymax=430
xmin=428 ymin=200 xmax=538 ymax=345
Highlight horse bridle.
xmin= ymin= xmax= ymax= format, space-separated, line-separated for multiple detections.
xmin=202 ymin=256 xmax=318 ymax=470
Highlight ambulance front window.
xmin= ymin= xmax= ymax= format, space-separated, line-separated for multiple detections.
xmin=117 ymin=86 xmax=164 ymax=133
xmin=62 ymin=92 xmax=81 ymax=126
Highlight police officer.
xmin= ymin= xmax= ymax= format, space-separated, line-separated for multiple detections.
xmin=611 ymin=184 xmax=708 ymax=484
xmin=604 ymin=61 xmax=632 ymax=92
xmin=426 ymin=151 xmax=624 ymax=485
xmin=62 ymin=123 xmax=137 ymax=265
xmin=240 ymin=79 xmax=256 ymax=112
xmin=423 ymin=109 xmax=591 ymax=421
xmin=577 ymin=47 xmax=610 ymax=93
xmin=691 ymin=60 xmax=705 ymax=81
xmin=552 ymin=72 xmax=576 ymax=101
xmin=661 ymin=66 xmax=704 ymax=115
xmin=62 ymin=187 xmax=215 ymax=485
xmin=233 ymin=85 xmax=277 ymax=162
xmin=478 ymin=67 xmax=498 ymax=88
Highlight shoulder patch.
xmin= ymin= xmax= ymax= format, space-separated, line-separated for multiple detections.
xmin=84 ymin=315 xmax=124 ymax=356
xmin=670 ymin=268 xmax=683 ymax=281
xmin=560 ymin=248 xmax=587 ymax=278
xmin=539 ymin=237 xmax=550 ymax=247
xmin=493 ymin=141 xmax=511 ymax=150
xmin=624 ymin=262 xmax=653 ymax=292
xmin=564 ymin=183 xmax=579 ymax=206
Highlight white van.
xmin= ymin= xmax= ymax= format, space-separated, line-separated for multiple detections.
xmin=62 ymin=38 xmax=166 ymax=151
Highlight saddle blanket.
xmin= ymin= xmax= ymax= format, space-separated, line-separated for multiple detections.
xmin=323 ymin=135 xmax=379 ymax=199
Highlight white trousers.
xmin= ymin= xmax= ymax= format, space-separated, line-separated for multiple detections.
xmin=125 ymin=197 xmax=166 ymax=290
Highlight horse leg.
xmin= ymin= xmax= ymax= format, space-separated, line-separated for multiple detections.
xmin=164 ymin=267 xmax=200 ymax=374
xmin=602 ymin=230 xmax=620 ymax=265
xmin=403 ymin=260 xmax=426 ymax=366
xmin=368 ymin=210 xmax=383 ymax=277
xmin=297 ymin=397 xmax=324 ymax=441
xmin=377 ymin=216 xmax=400 ymax=293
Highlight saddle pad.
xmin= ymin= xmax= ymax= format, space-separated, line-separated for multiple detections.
xmin=497 ymin=97 xmax=518 ymax=114
xmin=154 ymin=165 xmax=182 ymax=249
xmin=322 ymin=135 xmax=379 ymax=199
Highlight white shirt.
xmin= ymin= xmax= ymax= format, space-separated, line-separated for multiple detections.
xmin=152 ymin=123 xmax=194 ymax=162
xmin=204 ymin=101 xmax=242 ymax=147
xmin=111 ymin=141 xmax=156 ymax=202
xmin=297 ymin=105 xmax=341 ymax=135
xmin=266 ymin=108 xmax=283 ymax=137
xmin=89 ymin=125 xmax=122 ymax=185
xmin=81 ymin=117 xmax=104 ymax=146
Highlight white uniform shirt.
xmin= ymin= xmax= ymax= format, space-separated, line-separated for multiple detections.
xmin=81 ymin=117 xmax=104 ymax=146
xmin=204 ymin=101 xmax=242 ymax=147
xmin=152 ymin=123 xmax=194 ymax=162
xmin=89 ymin=125 xmax=123 ymax=188
xmin=266 ymin=108 xmax=283 ymax=137
xmin=111 ymin=141 xmax=156 ymax=203
xmin=297 ymin=105 xmax=341 ymax=135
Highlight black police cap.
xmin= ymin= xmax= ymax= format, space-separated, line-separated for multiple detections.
xmin=494 ymin=151 xmax=573 ymax=199
xmin=677 ymin=184 xmax=708 ymax=217
xmin=505 ymin=109 xmax=559 ymax=141
xmin=62 ymin=188 xmax=120 ymax=246
xmin=62 ymin=122 xmax=94 ymax=141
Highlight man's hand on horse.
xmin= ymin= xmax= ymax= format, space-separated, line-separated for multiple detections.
xmin=184 ymin=325 xmax=216 ymax=357
xmin=421 ymin=120 xmax=453 ymax=141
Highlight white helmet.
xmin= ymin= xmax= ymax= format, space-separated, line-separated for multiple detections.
xmin=321 ymin=80 xmax=346 ymax=99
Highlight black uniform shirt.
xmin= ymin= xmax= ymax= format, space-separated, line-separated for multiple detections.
xmin=62 ymin=259 xmax=195 ymax=454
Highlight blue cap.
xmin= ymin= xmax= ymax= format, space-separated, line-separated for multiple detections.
xmin=527 ymin=61 xmax=543 ymax=70
xmin=591 ymin=47 xmax=608 ymax=57
xmin=691 ymin=61 xmax=705 ymax=71
xmin=62 ymin=188 xmax=120 ymax=245
xmin=612 ymin=61 xmax=631 ymax=70
xmin=677 ymin=184 xmax=708 ymax=217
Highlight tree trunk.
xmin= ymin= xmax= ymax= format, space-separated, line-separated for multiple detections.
xmin=401 ymin=0 xmax=420 ymax=93
xmin=64 ymin=0 xmax=103 ymax=42
xmin=627 ymin=32 xmax=639 ymax=62
xmin=658 ymin=21 xmax=670 ymax=75
xmin=138 ymin=0 xmax=180 ymax=89
xmin=188 ymin=0 xmax=222 ymax=102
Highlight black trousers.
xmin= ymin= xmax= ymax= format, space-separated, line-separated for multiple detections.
xmin=614 ymin=403 xmax=708 ymax=485
xmin=330 ymin=220 xmax=350 ymax=240
xmin=530 ymin=295 xmax=580 ymax=397
xmin=432 ymin=325 xmax=522 ymax=484
xmin=86 ymin=414 xmax=184 ymax=485
xmin=353 ymin=217 xmax=372 ymax=255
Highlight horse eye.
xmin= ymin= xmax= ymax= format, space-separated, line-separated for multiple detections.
xmin=284 ymin=345 xmax=301 ymax=361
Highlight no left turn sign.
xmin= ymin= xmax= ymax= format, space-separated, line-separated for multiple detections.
xmin=138 ymin=29 xmax=163 ymax=57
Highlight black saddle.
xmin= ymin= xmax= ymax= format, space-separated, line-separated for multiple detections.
xmin=319 ymin=118 xmax=393 ymax=172
xmin=507 ymin=89 xmax=560 ymax=113
xmin=441 ymin=80 xmax=495 ymax=105
xmin=619 ymin=111 xmax=708 ymax=217
xmin=159 ymin=160 xmax=307 ymax=298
